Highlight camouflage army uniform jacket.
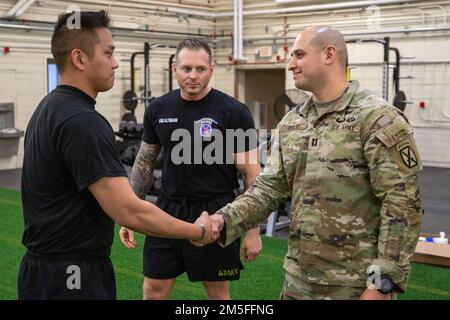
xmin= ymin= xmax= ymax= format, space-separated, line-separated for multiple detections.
xmin=218 ymin=80 xmax=423 ymax=291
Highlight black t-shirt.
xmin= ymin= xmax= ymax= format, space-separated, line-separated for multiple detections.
xmin=21 ymin=85 xmax=128 ymax=258
xmin=143 ymin=88 xmax=256 ymax=200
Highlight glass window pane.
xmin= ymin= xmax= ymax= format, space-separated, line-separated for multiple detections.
xmin=47 ymin=61 xmax=60 ymax=92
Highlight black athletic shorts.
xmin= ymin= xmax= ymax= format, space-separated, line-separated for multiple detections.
xmin=18 ymin=251 xmax=116 ymax=300
xmin=143 ymin=193 xmax=244 ymax=282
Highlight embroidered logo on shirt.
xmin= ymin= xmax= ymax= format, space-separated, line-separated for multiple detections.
xmin=195 ymin=118 xmax=217 ymax=138
xmin=331 ymin=111 xmax=359 ymax=131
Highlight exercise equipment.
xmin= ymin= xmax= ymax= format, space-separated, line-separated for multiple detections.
xmin=122 ymin=90 xmax=138 ymax=112
xmin=390 ymin=46 xmax=414 ymax=111
xmin=346 ymin=37 xmax=414 ymax=111
xmin=393 ymin=90 xmax=407 ymax=111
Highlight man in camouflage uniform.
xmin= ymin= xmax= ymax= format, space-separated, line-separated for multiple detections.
xmin=204 ymin=26 xmax=423 ymax=300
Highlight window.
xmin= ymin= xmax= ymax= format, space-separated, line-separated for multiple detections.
xmin=47 ymin=59 xmax=60 ymax=93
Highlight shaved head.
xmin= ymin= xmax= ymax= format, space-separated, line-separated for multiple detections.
xmin=303 ymin=26 xmax=347 ymax=68
xmin=288 ymin=26 xmax=349 ymax=97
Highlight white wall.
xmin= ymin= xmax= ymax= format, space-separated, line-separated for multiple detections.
xmin=347 ymin=36 xmax=450 ymax=168
xmin=212 ymin=0 xmax=450 ymax=168
xmin=1 ymin=0 xmax=450 ymax=169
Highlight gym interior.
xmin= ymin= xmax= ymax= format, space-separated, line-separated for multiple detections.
xmin=0 ymin=0 xmax=449 ymax=301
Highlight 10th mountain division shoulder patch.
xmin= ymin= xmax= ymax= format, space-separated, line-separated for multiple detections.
xmin=399 ymin=145 xmax=418 ymax=168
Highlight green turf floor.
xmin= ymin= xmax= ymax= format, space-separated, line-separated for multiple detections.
xmin=1 ymin=187 xmax=449 ymax=300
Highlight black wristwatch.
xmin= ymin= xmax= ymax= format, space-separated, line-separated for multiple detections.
xmin=378 ymin=276 xmax=396 ymax=294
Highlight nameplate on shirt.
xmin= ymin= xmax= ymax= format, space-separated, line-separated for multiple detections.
xmin=159 ymin=118 xmax=178 ymax=123
xmin=330 ymin=123 xmax=360 ymax=132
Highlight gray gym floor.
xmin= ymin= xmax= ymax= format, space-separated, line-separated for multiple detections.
xmin=1 ymin=166 xmax=449 ymax=236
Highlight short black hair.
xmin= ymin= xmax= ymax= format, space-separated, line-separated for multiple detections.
xmin=175 ymin=38 xmax=212 ymax=64
xmin=51 ymin=10 xmax=111 ymax=72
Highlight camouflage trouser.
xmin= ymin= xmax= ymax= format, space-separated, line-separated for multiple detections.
xmin=280 ymin=272 xmax=366 ymax=300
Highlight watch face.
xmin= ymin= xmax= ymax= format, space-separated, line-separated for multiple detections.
xmin=380 ymin=278 xmax=394 ymax=293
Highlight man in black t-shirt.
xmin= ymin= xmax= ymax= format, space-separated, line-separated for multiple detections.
xmin=19 ymin=11 xmax=213 ymax=300
xmin=119 ymin=39 xmax=262 ymax=300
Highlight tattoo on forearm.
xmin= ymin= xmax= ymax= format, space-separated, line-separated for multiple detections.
xmin=130 ymin=142 xmax=161 ymax=199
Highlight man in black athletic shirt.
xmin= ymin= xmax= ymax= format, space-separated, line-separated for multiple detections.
xmin=119 ymin=39 xmax=262 ymax=300
xmin=19 ymin=11 xmax=212 ymax=300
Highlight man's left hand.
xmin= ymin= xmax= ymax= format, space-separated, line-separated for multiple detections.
xmin=241 ymin=228 xmax=262 ymax=262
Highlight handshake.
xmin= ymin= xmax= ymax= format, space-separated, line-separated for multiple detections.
xmin=119 ymin=212 xmax=226 ymax=249
xmin=191 ymin=212 xmax=225 ymax=246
